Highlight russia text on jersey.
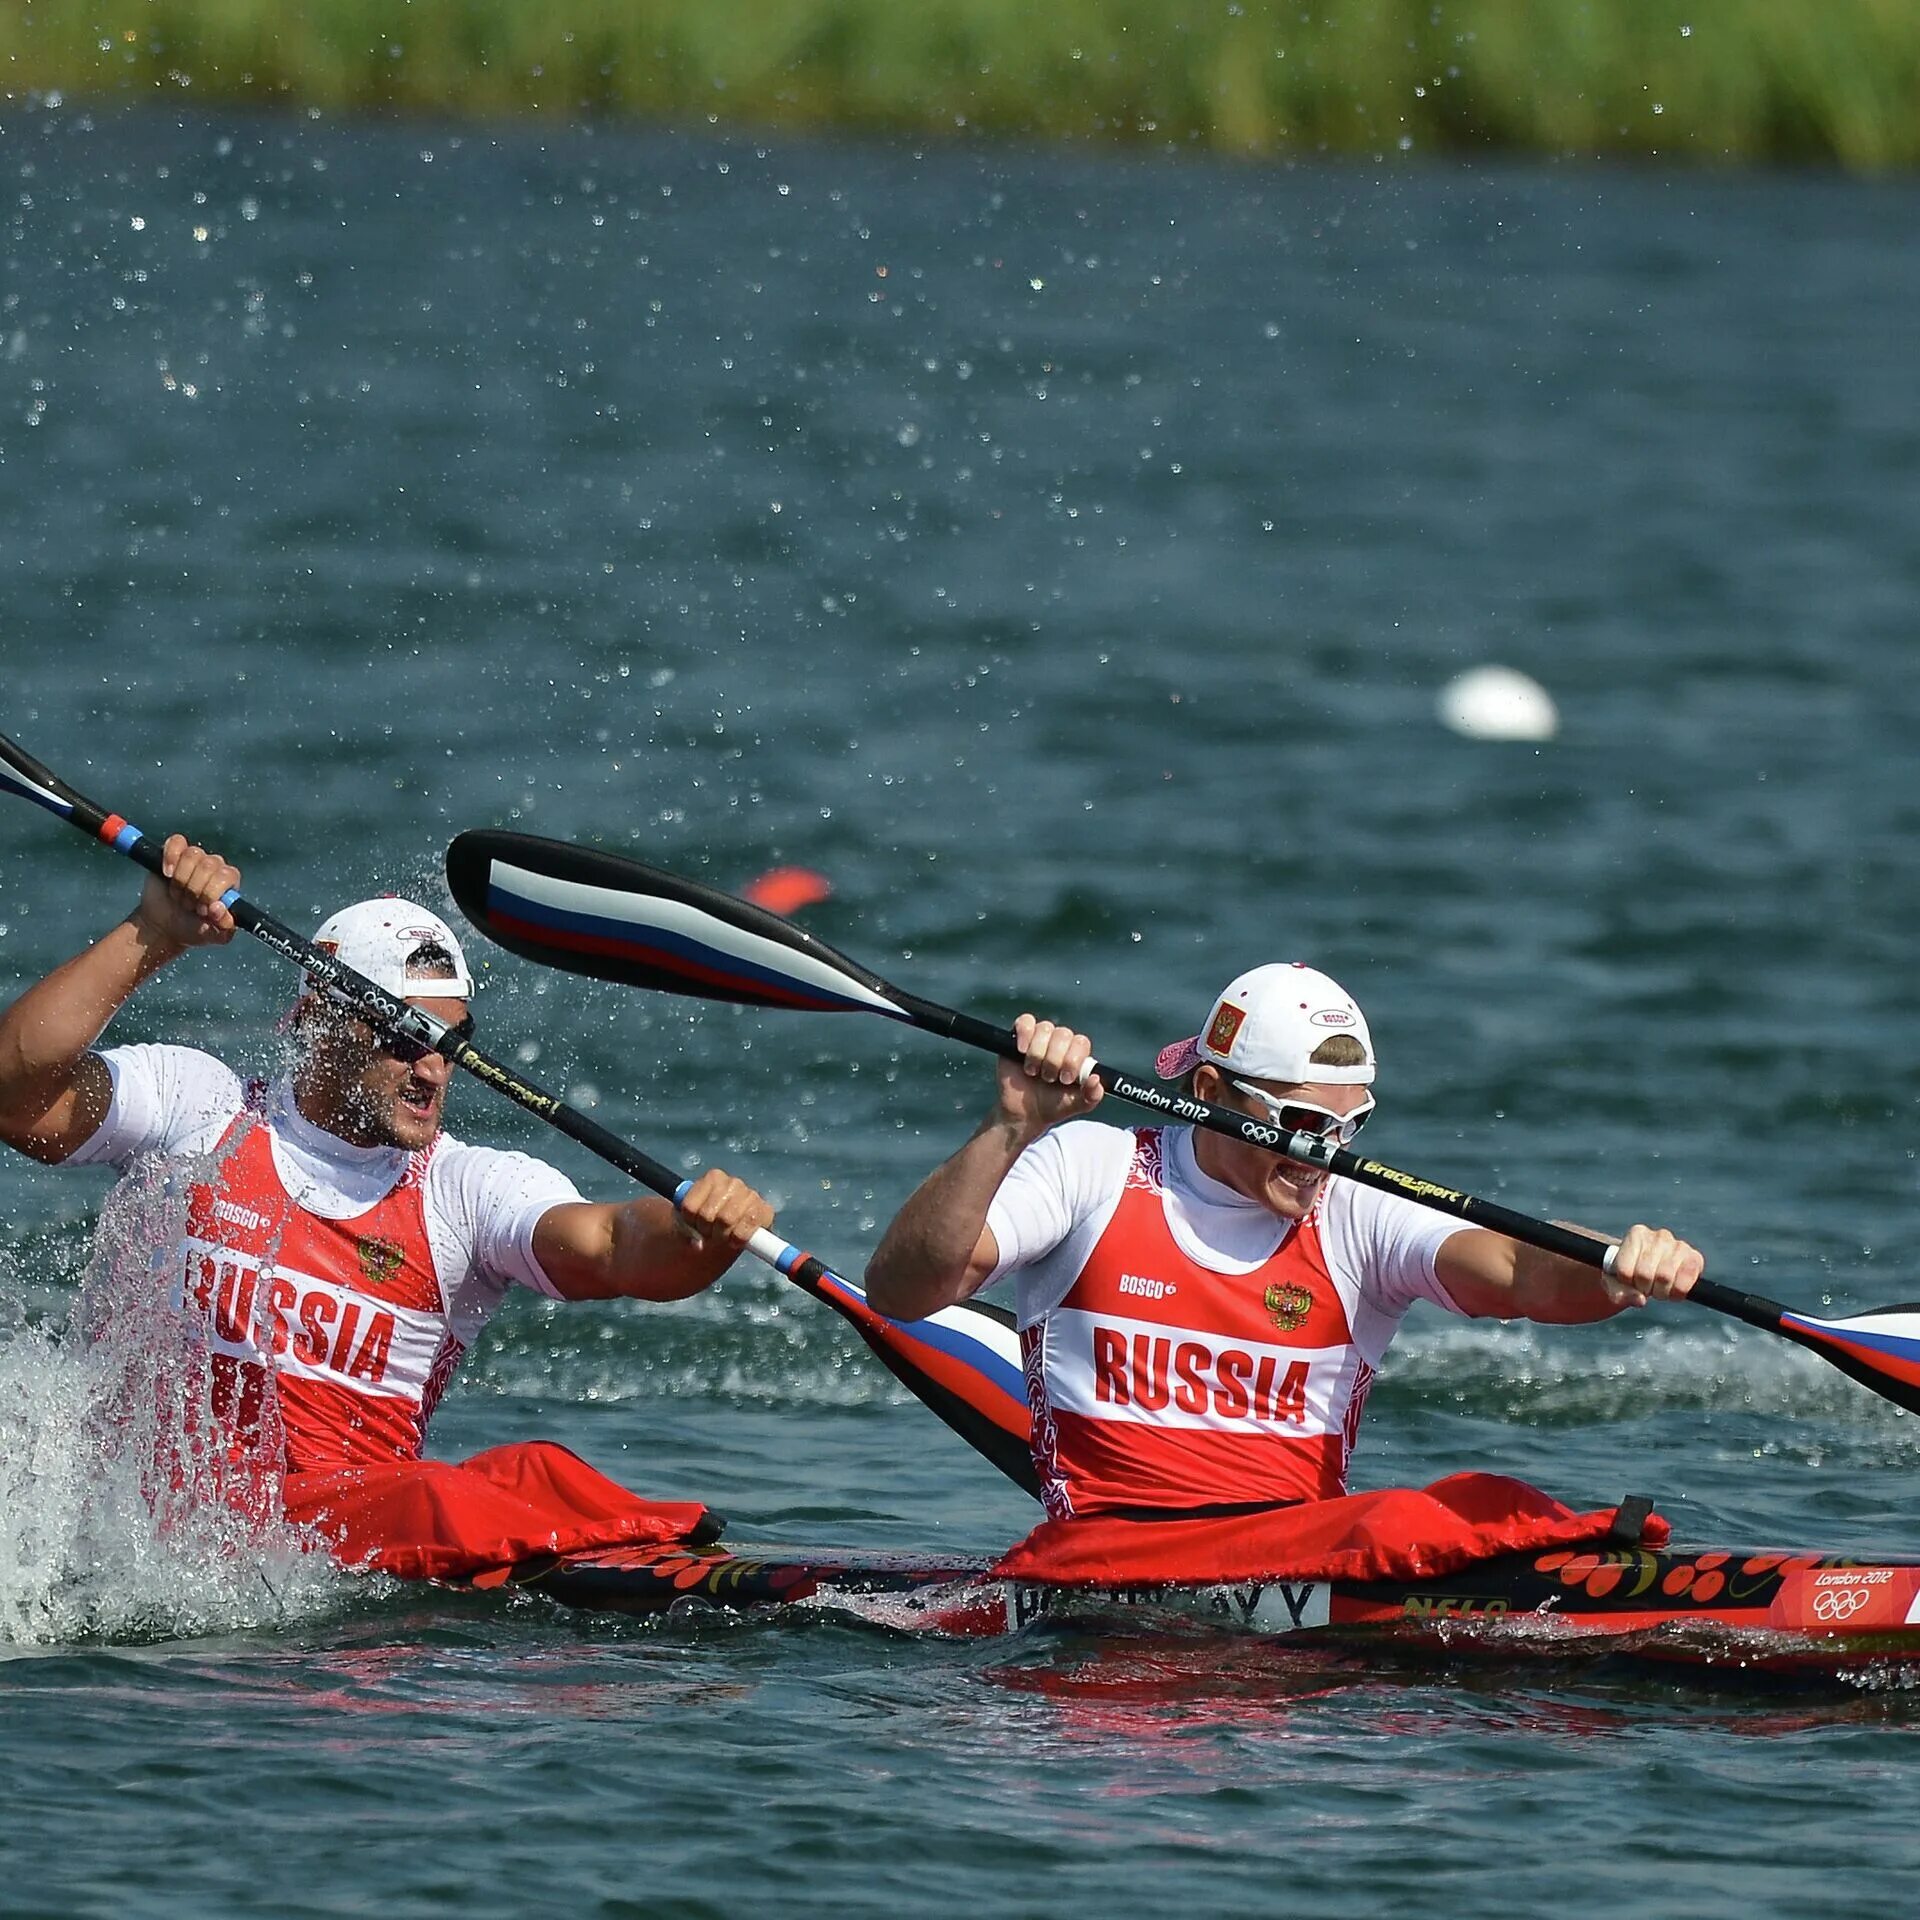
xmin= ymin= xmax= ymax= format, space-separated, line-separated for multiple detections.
xmin=175 ymin=1238 xmax=442 ymax=1402
xmin=1045 ymin=1308 xmax=1345 ymax=1434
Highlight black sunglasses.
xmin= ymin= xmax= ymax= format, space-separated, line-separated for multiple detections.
xmin=375 ymin=1013 xmax=475 ymax=1065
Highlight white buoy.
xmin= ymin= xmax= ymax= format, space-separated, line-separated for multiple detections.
xmin=1437 ymin=665 xmax=1559 ymax=741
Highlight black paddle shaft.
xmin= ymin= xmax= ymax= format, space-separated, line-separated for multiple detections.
xmin=433 ymin=827 xmax=1920 ymax=1428
xmin=903 ymin=991 xmax=1621 ymax=1267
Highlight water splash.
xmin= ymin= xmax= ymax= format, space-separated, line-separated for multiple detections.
xmin=0 ymin=1157 xmax=350 ymax=1648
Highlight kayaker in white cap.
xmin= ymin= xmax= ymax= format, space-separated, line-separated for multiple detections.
xmin=0 ymin=837 xmax=775 ymax=1579
xmin=866 ymin=963 xmax=1704 ymax=1522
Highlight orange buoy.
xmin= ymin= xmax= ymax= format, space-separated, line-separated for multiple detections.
xmin=741 ymin=866 xmax=832 ymax=915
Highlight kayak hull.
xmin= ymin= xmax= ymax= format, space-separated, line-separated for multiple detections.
xmin=476 ymin=1539 xmax=1920 ymax=1676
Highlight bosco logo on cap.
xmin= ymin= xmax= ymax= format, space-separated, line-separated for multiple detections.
xmin=1156 ymin=962 xmax=1375 ymax=1086
xmin=309 ymin=897 xmax=476 ymax=1001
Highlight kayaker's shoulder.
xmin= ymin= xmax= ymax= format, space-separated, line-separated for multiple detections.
xmin=1028 ymin=1115 xmax=1144 ymax=1177
xmin=417 ymin=1129 xmax=586 ymax=1209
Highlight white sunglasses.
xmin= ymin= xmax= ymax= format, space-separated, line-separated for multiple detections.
xmin=1230 ymin=1081 xmax=1375 ymax=1146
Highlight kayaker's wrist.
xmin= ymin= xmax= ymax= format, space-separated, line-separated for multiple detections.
xmin=122 ymin=908 xmax=194 ymax=969
xmin=980 ymin=1106 xmax=1048 ymax=1156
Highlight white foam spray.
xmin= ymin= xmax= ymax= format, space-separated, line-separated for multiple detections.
xmin=0 ymin=1155 xmax=351 ymax=1648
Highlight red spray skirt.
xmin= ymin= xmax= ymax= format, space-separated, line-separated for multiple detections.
xmin=283 ymin=1441 xmax=711 ymax=1582
xmin=993 ymin=1472 xmax=1668 ymax=1587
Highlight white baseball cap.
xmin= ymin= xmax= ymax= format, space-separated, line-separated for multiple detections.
xmin=1155 ymin=963 xmax=1375 ymax=1086
xmin=308 ymin=897 xmax=475 ymax=1001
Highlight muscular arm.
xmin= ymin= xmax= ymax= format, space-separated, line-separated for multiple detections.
xmin=1436 ymin=1222 xmax=1704 ymax=1323
xmin=865 ymin=1014 xmax=1102 ymax=1321
xmin=0 ymin=839 xmax=237 ymax=1164
xmin=531 ymin=1169 xmax=775 ymax=1303
xmin=863 ymin=1114 xmax=1020 ymax=1319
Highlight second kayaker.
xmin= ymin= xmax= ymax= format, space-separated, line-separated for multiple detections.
xmin=864 ymin=963 xmax=1704 ymax=1521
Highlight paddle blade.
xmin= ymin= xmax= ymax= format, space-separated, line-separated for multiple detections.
xmin=788 ymin=1266 xmax=1039 ymax=1498
xmin=447 ymin=830 xmax=909 ymax=1018
xmin=0 ymin=732 xmax=80 ymax=822
xmin=1776 ymin=1305 xmax=1920 ymax=1417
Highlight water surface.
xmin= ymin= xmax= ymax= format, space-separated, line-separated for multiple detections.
xmin=3 ymin=105 xmax=1919 ymax=1918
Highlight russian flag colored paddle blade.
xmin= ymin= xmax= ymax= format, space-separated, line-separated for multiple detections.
xmin=446 ymin=831 xmax=912 ymax=1018
xmin=787 ymin=1269 xmax=1038 ymax=1498
xmin=1773 ymin=1305 xmax=1920 ymax=1416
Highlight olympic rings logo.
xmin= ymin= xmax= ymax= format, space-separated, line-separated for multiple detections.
xmin=1812 ymin=1587 xmax=1872 ymax=1623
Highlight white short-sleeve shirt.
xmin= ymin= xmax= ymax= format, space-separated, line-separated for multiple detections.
xmin=983 ymin=1120 xmax=1474 ymax=1366
xmin=69 ymin=1044 xmax=584 ymax=1336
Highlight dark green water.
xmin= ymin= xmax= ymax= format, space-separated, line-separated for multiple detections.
xmin=3 ymin=103 xmax=1920 ymax=1917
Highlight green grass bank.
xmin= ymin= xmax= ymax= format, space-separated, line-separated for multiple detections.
xmin=6 ymin=1 xmax=1919 ymax=169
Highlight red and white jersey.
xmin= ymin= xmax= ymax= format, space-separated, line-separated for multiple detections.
xmin=179 ymin=1113 xmax=460 ymax=1466
xmin=988 ymin=1124 xmax=1471 ymax=1518
xmin=71 ymin=1045 xmax=584 ymax=1470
